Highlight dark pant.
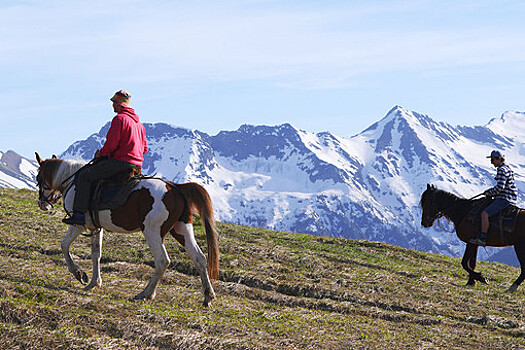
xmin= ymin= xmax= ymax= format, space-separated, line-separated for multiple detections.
xmin=73 ymin=158 xmax=137 ymax=213
xmin=483 ymin=198 xmax=511 ymax=217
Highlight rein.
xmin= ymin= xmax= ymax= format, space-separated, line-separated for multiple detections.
xmin=38 ymin=159 xmax=96 ymax=209
xmin=38 ymin=172 xmax=77 ymax=209
xmin=436 ymin=217 xmax=455 ymax=233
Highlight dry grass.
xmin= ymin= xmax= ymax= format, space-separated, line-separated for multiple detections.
xmin=1 ymin=188 xmax=525 ymax=349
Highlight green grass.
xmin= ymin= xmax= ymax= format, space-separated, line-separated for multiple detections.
xmin=1 ymin=188 xmax=525 ymax=349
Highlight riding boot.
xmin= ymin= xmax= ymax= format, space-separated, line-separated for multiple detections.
xmin=469 ymin=232 xmax=487 ymax=246
xmin=62 ymin=212 xmax=86 ymax=225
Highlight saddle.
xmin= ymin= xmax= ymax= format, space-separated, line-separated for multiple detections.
xmin=88 ymin=166 xmax=143 ymax=228
xmin=468 ymin=198 xmax=521 ymax=239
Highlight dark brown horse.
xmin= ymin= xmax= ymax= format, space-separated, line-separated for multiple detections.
xmin=420 ymin=184 xmax=525 ymax=292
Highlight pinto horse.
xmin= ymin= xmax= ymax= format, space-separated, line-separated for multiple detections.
xmin=35 ymin=153 xmax=219 ymax=305
xmin=420 ymin=184 xmax=525 ymax=292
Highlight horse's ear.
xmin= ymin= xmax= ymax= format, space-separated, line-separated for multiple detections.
xmin=427 ymin=184 xmax=431 ymax=190
xmin=52 ymin=154 xmax=57 ymax=159
xmin=35 ymin=152 xmax=43 ymax=165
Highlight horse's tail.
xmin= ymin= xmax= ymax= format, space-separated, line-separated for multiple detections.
xmin=176 ymin=182 xmax=219 ymax=280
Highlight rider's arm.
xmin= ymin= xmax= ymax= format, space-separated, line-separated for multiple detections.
xmin=142 ymin=124 xmax=148 ymax=155
xmin=485 ymin=166 xmax=508 ymax=196
xmin=99 ymin=116 xmax=122 ymax=157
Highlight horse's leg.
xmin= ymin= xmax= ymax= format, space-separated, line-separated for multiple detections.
xmin=507 ymin=242 xmax=525 ymax=292
xmin=174 ymin=221 xmax=215 ymax=307
xmin=462 ymin=243 xmax=476 ymax=285
xmin=462 ymin=243 xmax=488 ymax=285
xmin=134 ymin=227 xmax=170 ymax=300
xmin=169 ymin=228 xmax=185 ymax=247
xmin=61 ymin=225 xmax=89 ymax=285
xmin=85 ymin=229 xmax=103 ymax=291
xmin=470 ymin=245 xmax=488 ymax=284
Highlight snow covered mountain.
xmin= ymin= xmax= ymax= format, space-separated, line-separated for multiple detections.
xmin=0 ymin=150 xmax=38 ymax=189
xmin=59 ymin=106 xmax=525 ymax=263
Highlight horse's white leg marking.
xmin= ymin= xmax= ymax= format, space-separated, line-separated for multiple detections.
xmin=174 ymin=221 xmax=215 ymax=305
xmin=135 ymin=228 xmax=170 ymax=300
xmin=85 ymin=228 xmax=103 ymax=291
xmin=61 ymin=225 xmax=88 ymax=285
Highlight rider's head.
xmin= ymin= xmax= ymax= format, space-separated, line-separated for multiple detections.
xmin=110 ymin=90 xmax=131 ymax=112
xmin=487 ymin=150 xmax=505 ymax=167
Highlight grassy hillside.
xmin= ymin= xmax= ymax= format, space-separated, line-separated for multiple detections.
xmin=1 ymin=188 xmax=525 ymax=349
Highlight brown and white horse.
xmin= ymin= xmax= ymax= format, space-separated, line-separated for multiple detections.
xmin=35 ymin=153 xmax=219 ymax=305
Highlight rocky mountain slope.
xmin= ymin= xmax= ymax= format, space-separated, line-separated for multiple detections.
xmin=0 ymin=150 xmax=38 ymax=189
xmin=4 ymin=106 xmax=524 ymax=265
xmin=60 ymin=106 xmax=525 ymax=263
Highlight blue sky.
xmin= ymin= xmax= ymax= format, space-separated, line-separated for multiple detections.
xmin=1 ymin=0 xmax=525 ymax=159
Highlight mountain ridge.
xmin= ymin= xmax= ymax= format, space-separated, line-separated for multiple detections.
xmin=0 ymin=150 xmax=38 ymax=189
xmin=3 ymin=105 xmax=524 ymax=266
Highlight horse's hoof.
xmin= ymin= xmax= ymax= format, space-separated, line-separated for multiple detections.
xmin=203 ymin=292 xmax=216 ymax=307
xmin=84 ymin=282 xmax=101 ymax=291
xmin=133 ymin=293 xmax=146 ymax=300
xmin=75 ymin=270 xmax=89 ymax=285
xmin=506 ymin=284 xmax=518 ymax=293
xmin=133 ymin=292 xmax=155 ymax=301
xmin=473 ymin=274 xmax=489 ymax=285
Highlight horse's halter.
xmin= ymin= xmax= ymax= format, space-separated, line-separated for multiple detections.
xmin=36 ymin=158 xmax=90 ymax=210
xmin=430 ymin=193 xmax=446 ymax=219
xmin=425 ymin=205 xmax=452 ymax=231
xmin=421 ymin=189 xmax=447 ymax=228
xmin=422 ymin=187 xmax=484 ymax=231
xmin=37 ymin=180 xmax=62 ymax=208
xmin=37 ymin=172 xmax=76 ymax=209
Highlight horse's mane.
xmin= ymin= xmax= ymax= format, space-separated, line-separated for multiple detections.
xmin=435 ymin=188 xmax=463 ymax=202
xmin=434 ymin=188 xmax=485 ymax=207
xmin=421 ymin=186 xmax=484 ymax=224
xmin=420 ymin=187 xmax=463 ymax=206
xmin=37 ymin=158 xmax=86 ymax=188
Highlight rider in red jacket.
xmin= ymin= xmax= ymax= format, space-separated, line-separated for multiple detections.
xmin=63 ymin=90 xmax=148 ymax=225
xmin=99 ymin=104 xmax=148 ymax=165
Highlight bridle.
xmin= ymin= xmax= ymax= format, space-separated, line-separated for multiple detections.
xmin=423 ymin=189 xmax=485 ymax=232
xmin=37 ymin=172 xmax=76 ymax=209
xmin=37 ymin=157 xmax=100 ymax=210
xmin=38 ymin=182 xmax=62 ymax=208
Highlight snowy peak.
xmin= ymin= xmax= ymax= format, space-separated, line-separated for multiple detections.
xmin=486 ymin=111 xmax=525 ymax=139
xmin=358 ymin=106 xmax=440 ymax=169
xmin=0 ymin=150 xmax=38 ymax=189
xmin=1 ymin=150 xmax=25 ymax=173
xmin=385 ymin=105 xmax=426 ymax=125
xmin=210 ymin=123 xmax=303 ymax=161
xmin=209 ymin=123 xmax=357 ymax=185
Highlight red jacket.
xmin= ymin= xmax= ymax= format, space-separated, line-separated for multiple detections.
xmin=99 ymin=107 xmax=148 ymax=166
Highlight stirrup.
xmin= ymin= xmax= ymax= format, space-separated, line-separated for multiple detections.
xmin=469 ymin=237 xmax=486 ymax=246
xmin=62 ymin=212 xmax=85 ymax=225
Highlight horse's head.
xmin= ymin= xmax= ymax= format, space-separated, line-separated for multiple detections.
xmin=420 ymin=184 xmax=442 ymax=228
xmin=35 ymin=152 xmax=62 ymax=211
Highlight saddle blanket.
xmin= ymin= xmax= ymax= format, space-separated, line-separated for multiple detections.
xmin=468 ymin=198 xmax=521 ymax=233
xmin=90 ymin=176 xmax=142 ymax=211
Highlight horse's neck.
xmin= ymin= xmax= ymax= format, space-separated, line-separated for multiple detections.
xmin=437 ymin=191 xmax=469 ymax=224
xmin=54 ymin=160 xmax=85 ymax=190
